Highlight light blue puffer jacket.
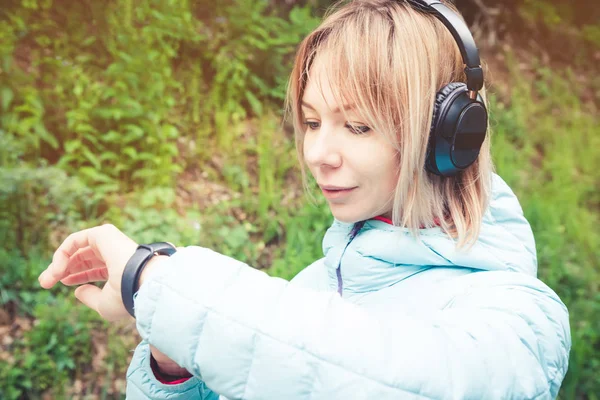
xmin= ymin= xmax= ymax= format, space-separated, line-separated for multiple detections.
xmin=126 ymin=174 xmax=571 ymax=399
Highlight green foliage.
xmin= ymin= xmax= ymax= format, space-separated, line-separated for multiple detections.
xmin=0 ymin=248 xmax=53 ymax=316
xmin=192 ymin=2 xmax=319 ymax=150
xmin=491 ymin=50 xmax=600 ymax=399
xmin=256 ymin=114 xmax=297 ymax=221
xmin=0 ymin=0 xmax=319 ymax=190
xmin=202 ymin=212 xmax=262 ymax=264
xmin=0 ymin=126 xmax=24 ymax=167
xmin=104 ymin=187 xmax=203 ymax=246
xmin=0 ymin=295 xmax=101 ymax=399
xmin=520 ymin=0 xmax=565 ymax=26
xmin=0 ymin=2 xmax=319 ymax=395
xmin=582 ymin=24 xmax=600 ymax=48
xmin=268 ymin=196 xmax=332 ymax=280
xmin=0 ymin=164 xmax=105 ymax=399
xmin=0 ymin=163 xmax=101 ymax=256
xmin=518 ymin=0 xmax=600 ymax=64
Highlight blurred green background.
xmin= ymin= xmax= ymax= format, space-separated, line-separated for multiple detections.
xmin=0 ymin=0 xmax=598 ymax=398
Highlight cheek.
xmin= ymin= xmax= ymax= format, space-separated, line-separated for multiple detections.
xmin=302 ymin=135 xmax=312 ymax=167
xmin=302 ymin=135 xmax=320 ymax=178
xmin=349 ymin=145 xmax=396 ymax=189
xmin=385 ymin=168 xmax=399 ymax=195
xmin=302 ymin=134 xmax=310 ymax=156
xmin=375 ymin=153 xmax=399 ymax=193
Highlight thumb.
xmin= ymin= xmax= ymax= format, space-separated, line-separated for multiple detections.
xmin=74 ymin=284 xmax=102 ymax=312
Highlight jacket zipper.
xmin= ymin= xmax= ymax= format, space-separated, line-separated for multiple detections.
xmin=336 ymin=221 xmax=366 ymax=296
xmin=336 ymin=264 xmax=343 ymax=295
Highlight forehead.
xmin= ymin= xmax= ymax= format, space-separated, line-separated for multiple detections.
xmin=302 ymin=56 xmax=351 ymax=114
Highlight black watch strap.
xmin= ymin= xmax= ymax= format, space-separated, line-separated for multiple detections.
xmin=121 ymin=242 xmax=177 ymax=318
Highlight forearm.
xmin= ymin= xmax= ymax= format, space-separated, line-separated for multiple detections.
xmin=134 ymin=247 xmax=569 ymax=399
xmin=139 ymin=256 xmax=191 ymax=379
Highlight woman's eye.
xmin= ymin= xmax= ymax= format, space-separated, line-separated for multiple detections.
xmin=301 ymin=121 xmax=370 ymax=134
xmin=302 ymin=121 xmax=320 ymax=130
xmin=346 ymin=124 xmax=371 ymax=135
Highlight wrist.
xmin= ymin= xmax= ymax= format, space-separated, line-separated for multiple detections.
xmin=121 ymin=242 xmax=176 ymax=318
xmin=150 ymin=353 xmax=191 ymax=378
xmin=139 ymin=254 xmax=169 ymax=287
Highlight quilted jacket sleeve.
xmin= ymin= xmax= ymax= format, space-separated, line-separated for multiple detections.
xmin=126 ymin=339 xmax=220 ymax=399
xmin=133 ymin=246 xmax=570 ymax=400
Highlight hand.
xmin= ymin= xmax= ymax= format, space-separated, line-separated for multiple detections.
xmin=38 ymin=224 xmax=139 ymax=321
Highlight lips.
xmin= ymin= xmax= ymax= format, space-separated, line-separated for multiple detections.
xmin=319 ymin=185 xmax=358 ymax=201
xmin=319 ymin=185 xmax=357 ymax=191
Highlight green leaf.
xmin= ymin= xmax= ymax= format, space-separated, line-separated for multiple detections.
xmin=123 ymin=124 xmax=145 ymax=143
xmin=81 ymin=36 xmax=96 ymax=46
xmin=163 ymin=142 xmax=178 ymax=156
xmin=1 ymin=87 xmax=13 ymax=111
xmin=245 ymin=91 xmax=263 ymax=115
xmin=82 ymin=148 xmax=101 ymax=170
xmin=102 ymin=130 xmax=121 ymax=143
xmin=64 ymin=140 xmax=82 ymax=153
xmin=161 ymin=124 xmax=178 ymax=139
xmin=123 ymin=147 xmax=138 ymax=159
xmin=35 ymin=124 xmax=59 ymax=150
xmin=79 ymin=167 xmax=113 ymax=183
xmin=99 ymin=152 xmax=119 ymax=162
xmin=73 ymin=123 xmax=96 ymax=134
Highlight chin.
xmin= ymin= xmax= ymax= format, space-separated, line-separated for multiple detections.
xmin=329 ymin=201 xmax=389 ymax=224
xmin=334 ymin=216 xmax=361 ymax=224
xmin=329 ymin=207 xmax=366 ymax=224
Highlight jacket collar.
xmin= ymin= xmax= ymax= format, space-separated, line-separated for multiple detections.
xmin=321 ymin=174 xmax=537 ymax=294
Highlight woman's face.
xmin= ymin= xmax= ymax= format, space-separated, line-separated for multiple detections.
xmin=301 ymin=58 xmax=399 ymax=223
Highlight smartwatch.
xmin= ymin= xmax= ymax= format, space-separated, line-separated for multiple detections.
xmin=121 ymin=242 xmax=177 ymax=318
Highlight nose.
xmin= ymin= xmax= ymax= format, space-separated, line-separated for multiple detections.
xmin=303 ymin=123 xmax=343 ymax=170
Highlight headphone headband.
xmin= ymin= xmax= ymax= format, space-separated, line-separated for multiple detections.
xmin=406 ymin=0 xmax=484 ymax=93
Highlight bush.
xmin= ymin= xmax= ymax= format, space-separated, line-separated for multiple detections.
xmin=0 ymin=163 xmax=101 ymax=256
xmin=0 ymin=294 xmax=101 ymax=399
xmin=0 ymin=0 xmax=319 ymax=190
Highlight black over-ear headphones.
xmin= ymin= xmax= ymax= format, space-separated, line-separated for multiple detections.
xmin=406 ymin=0 xmax=488 ymax=177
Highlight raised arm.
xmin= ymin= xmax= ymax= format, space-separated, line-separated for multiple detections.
xmin=135 ymin=246 xmax=570 ymax=400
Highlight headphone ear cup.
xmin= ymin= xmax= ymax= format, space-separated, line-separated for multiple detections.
xmin=426 ymin=82 xmax=466 ymax=176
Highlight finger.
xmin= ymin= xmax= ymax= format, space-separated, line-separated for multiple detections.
xmin=39 ymin=227 xmax=98 ymax=288
xmin=40 ymin=224 xmax=124 ymax=289
xmin=61 ymin=268 xmax=109 ymax=286
xmin=62 ymin=246 xmax=103 ymax=276
xmin=75 ymin=282 xmax=130 ymax=322
xmin=44 ymin=250 xmax=105 ymax=288
xmin=74 ymin=284 xmax=102 ymax=313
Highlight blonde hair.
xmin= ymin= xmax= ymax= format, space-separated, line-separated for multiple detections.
xmin=285 ymin=0 xmax=494 ymax=250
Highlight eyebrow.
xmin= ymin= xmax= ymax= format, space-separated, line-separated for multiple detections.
xmin=301 ymin=101 xmax=356 ymax=114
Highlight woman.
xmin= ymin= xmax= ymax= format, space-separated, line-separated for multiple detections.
xmin=38 ymin=1 xmax=571 ymax=399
